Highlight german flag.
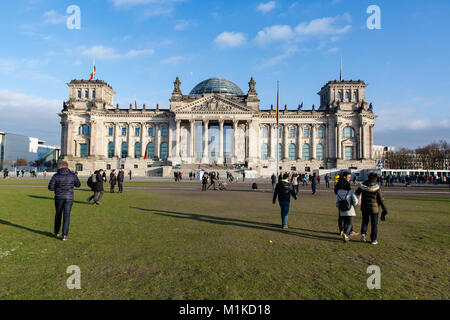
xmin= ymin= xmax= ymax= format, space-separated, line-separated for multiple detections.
xmin=144 ymin=143 xmax=149 ymax=160
xmin=89 ymin=65 xmax=96 ymax=80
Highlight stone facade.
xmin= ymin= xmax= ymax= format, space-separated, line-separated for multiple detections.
xmin=60 ymin=77 xmax=377 ymax=176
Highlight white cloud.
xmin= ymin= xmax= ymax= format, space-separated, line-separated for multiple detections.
xmin=214 ymin=32 xmax=247 ymax=48
xmin=161 ymin=56 xmax=184 ymax=65
xmin=0 ymin=57 xmax=59 ymax=84
xmin=43 ymin=10 xmax=67 ymax=24
xmin=257 ymin=1 xmax=276 ymax=13
xmin=295 ymin=16 xmax=351 ymax=36
xmin=254 ymin=25 xmax=294 ymax=45
xmin=0 ymin=89 xmax=61 ymax=144
xmin=80 ymin=46 xmax=154 ymax=59
xmin=174 ymin=20 xmax=190 ymax=31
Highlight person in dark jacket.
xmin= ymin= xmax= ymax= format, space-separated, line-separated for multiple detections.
xmin=117 ymin=169 xmax=125 ymax=193
xmin=87 ymin=169 xmax=106 ymax=205
xmin=202 ymin=172 xmax=208 ymax=191
xmin=48 ymin=161 xmax=81 ymax=240
xmin=109 ymin=170 xmax=117 ymax=193
xmin=273 ymin=173 xmax=298 ymax=229
xmin=271 ymin=173 xmax=277 ymax=191
xmin=355 ymin=173 xmax=388 ymax=245
xmin=311 ymin=173 xmax=318 ymax=195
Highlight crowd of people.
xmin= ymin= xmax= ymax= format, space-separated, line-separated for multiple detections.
xmin=271 ymin=170 xmax=388 ymax=245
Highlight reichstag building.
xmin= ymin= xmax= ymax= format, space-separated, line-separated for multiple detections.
xmin=59 ymin=77 xmax=376 ymax=176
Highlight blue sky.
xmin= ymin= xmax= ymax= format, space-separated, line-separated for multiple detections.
xmin=0 ymin=0 xmax=449 ymax=148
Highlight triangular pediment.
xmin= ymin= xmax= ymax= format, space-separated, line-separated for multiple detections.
xmin=175 ymin=95 xmax=252 ymax=113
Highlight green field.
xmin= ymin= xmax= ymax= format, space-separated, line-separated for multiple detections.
xmin=0 ymin=180 xmax=449 ymax=300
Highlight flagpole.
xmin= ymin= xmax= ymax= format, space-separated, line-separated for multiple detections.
xmin=276 ymin=80 xmax=279 ymax=178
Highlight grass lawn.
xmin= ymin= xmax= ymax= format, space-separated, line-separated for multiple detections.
xmin=0 ymin=180 xmax=449 ymax=300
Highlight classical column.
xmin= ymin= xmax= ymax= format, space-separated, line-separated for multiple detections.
xmin=233 ymin=120 xmax=238 ymax=163
xmin=175 ymin=120 xmax=181 ymax=160
xmin=369 ymin=124 xmax=374 ymax=160
xmin=154 ymin=123 xmax=159 ymax=160
xmin=202 ymin=119 xmax=209 ymax=164
xmin=140 ymin=122 xmax=144 ymax=159
xmin=189 ymin=120 xmax=195 ymax=162
xmin=335 ymin=123 xmax=340 ymax=160
xmin=128 ymin=123 xmax=134 ymax=159
xmin=218 ymin=120 xmax=224 ymax=164
xmin=361 ymin=123 xmax=366 ymax=160
xmin=66 ymin=120 xmax=74 ymax=156
xmin=114 ymin=123 xmax=120 ymax=158
xmin=283 ymin=124 xmax=289 ymax=160
xmin=89 ymin=120 xmax=96 ymax=157
xmin=311 ymin=125 xmax=316 ymax=160
xmin=297 ymin=124 xmax=302 ymax=160
xmin=270 ymin=124 xmax=277 ymax=160
xmin=245 ymin=121 xmax=249 ymax=162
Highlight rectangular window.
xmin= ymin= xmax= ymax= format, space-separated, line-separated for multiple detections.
xmin=135 ymin=128 xmax=140 ymax=137
xmin=108 ymin=128 xmax=113 ymax=136
xmin=289 ymin=128 xmax=295 ymax=138
xmin=134 ymin=164 xmax=138 ymax=169
xmin=303 ymin=129 xmax=309 ymax=138
xmin=344 ymin=146 xmax=353 ymax=160
xmin=92 ymin=90 xmax=96 ymax=98
xmin=148 ymin=128 xmax=153 ymax=136
xmin=80 ymin=144 xmax=88 ymax=158
xmin=161 ymin=127 xmax=167 ymax=137
xmin=122 ymin=128 xmax=127 ymax=136
xmin=318 ymin=128 xmax=324 ymax=139
xmin=106 ymin=164 xmax=111 ymax=170
xmin=262 ymin=128 xmax=268 ymax=137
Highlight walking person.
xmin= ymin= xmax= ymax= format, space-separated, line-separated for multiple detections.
xmin=273 ymin=173 xmax=297 ymax=229
xmin=109 ymin=170 xmax=117 ymax=193
xmin=48 ymin=161 xmax=81 ymax=241
xmin=334 ymin=171 xmax=359 ymax=237
xmin=311 ymin=173 xmax=318 ymax=195
xmin=87 ymin=169 xmax=106 ymax=205
xmin=336 ymin=178 xmax=359 ymax=243
xmin=325 ymin=174 xmax=330 ymax=188
xmin=202 ymin=172 xmax=208 ymax=191
xmin=271 ymin=173 xmax=277 ymax=191
xmin=117 ymin=169 xmax=124 ymax=193
xmin=242 ymin=171 xmax=246 ymax=182
xmin=129 ymin=170 xmax=132 ymax=181
xmin=292 ymin=173 xmax=300 ymax=195
xmin=355 ymin=173 xmax=388 ymax=245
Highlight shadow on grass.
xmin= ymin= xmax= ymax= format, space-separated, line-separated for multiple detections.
xmin=131 ymin=207 xmax=340 ymax=242
xmin=0 ymin=219 xmax=55 ymax=239
xmin=27 ymin=195 xmax=90 ymax=205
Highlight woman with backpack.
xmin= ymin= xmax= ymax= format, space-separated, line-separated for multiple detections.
xmin=336 ymin=178 xmax=359 ymax=243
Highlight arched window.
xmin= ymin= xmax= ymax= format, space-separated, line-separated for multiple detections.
xmin=318 ymin=127 xmax=324 ymax=139
xmin=316 ymin=144 xmax=324 ymax=160
xmin=107 ymin=142 xmax=114 ymax=158
xmin=343 ymin=127 xmax=355 ymax=138
xmin=337 ymin=92 xmax=342 ymax=100
xmin=278 ymin=143 xmax=282 ymax=161
xmin=345 ymin=91 xmax=349 ymax=100
xmin=160 ymin=142 xmax=168 ymax=160
xmin=121 ymin=142 xmax=128 ymax=158
xmin=134 ymin=142 xmax=142 ymax=158
xmin=146 ymin=142 xmax=155 ymax=159
xmin=289 ymin=144 xmax=296 ymax=160
xmin=85 ymin=90 xmax=89 ymax=99
xmin=302 ymin=144 xmax=310 ymax=161
xmin=92 ymin=90 xmax=96 ymax=99
xmin=353 ymin=91 xmax=358 ymax=101
xmin=261 ymin=143 xmax=268 ymax=160
xmin=77 ymin=89 xmax=81 ymax=99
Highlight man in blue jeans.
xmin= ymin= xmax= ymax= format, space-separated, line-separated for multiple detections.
xmin=273 ymin=172 xmax=297 ymax=229
xmin=48 ymin=161 xmax=81 ymax=241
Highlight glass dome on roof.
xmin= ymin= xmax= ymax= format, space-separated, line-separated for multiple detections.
xmin=190 ymin=78 xmax=244 ymax=97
